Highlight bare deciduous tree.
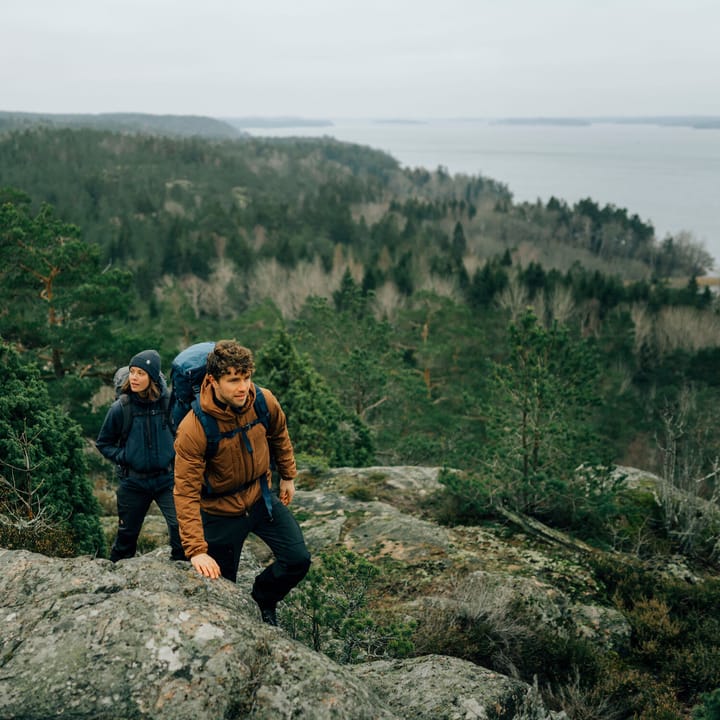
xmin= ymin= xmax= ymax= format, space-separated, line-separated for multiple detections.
xmin=373 ymin=281 xmax=404 ymax=321
xmin=181 ymin=275 xmax=203 ymax=320
xmin=631 ymin=303 xmax=653 ymax=355
xmin=655 ymin=306 xmax=720 ymax=354
xmin=656 ymin=385 xmax=720 ymax=556
xmin=246 ymin=257 xmax=351 ymax=319
xmin=546 ymin=284 xmax=576 ymax=326
xmin=203 ymin=259 xmax=236 ymax=319
xmin=0 ymin=425 xmax=56 ymax=530
xmin=497 ymin=272 xmax=530 ymax=321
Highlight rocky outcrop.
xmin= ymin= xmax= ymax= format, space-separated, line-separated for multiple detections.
xmin=290 ymin=467 xmax=631 ymax=652
xmin=0 ymin=548 xmax=563 ymax=720
xmin=5 ymin=464 xmax=645 ymax=718
xmin=0 ymin=549 xmax=394 ymax=720
xmin=353 ymin=655 xmax=565 ymax=720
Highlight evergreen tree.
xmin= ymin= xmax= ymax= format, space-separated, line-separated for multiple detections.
xmin=467 ymin=259 xmax=509 ymax=308
xmin=0 ymin=341 xmax=105 ymax=556
xmin=0 ymin=190 xmax=135 ymax=422
xmin=257 ymin=328 xmax=374 ymax=467
xmin=283 ymin=548 xmax=415 ymax=663
xmin=386 ymin=292 xmax=493 ymax=468
xmin=294 ymin=288 xmax=395 ymax=422
xmin=451 ymin=220 xmax=466 ymax=260
xmin=482 ymin=309 xmax=616 ymax=532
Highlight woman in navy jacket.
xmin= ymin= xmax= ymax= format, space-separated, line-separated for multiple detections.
xmin=96 ymin=349 xmax=185 ymax=562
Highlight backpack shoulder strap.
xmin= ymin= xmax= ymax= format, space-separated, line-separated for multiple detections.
xmin=118 ymin=394 xmax=133 ymax=445
xmin=253 ymin=384 xmax=271 ymax=431
xmin=253 ymin=384 xmax=276 ymax=472
xmin=252 ymin=384 xmax=276 ymax=516
xmin=160 ymin=393 xmax=174 ymax=434
xmin=191 ymin=396 xmax=221 ymax=459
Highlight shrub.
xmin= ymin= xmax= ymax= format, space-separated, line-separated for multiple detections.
xmin=0 ymin=342 xmax=105 ymax=557
xmin=692 ymin=687 xmax=720 ymax=719
xmin=282 ymin=548 xmax=415 ymax=664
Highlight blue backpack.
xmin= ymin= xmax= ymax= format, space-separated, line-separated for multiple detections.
xmin=169 ymin=342 xmax=275 ymax=515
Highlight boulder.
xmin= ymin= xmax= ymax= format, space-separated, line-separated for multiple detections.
xmin=0 ymin=548 xmax=562 ymax=720
xmin=0 ymin=549 xmax=394 ymax=720
xmin=352 ymin=655 xmax=568 ymax=720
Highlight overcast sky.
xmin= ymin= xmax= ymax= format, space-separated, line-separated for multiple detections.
xmin=2 ymin=0 xmax=718 ymax=120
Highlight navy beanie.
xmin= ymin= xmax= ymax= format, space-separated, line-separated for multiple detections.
xmin=129 ymin=349 xmax=161 ymax=384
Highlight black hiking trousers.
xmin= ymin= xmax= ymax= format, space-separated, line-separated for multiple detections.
xmin=201 ymin=494 xmax=311 ymax=608
xmin=111 ymin=478 xmax=186 ymax=562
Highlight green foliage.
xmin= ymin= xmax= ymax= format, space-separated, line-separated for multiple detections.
xmin=377 ymin=292 xmax=494 ymax=469
xmin=282 ymin=548 xmax=415 ymax=663
xmin=590 ymin=554 xmax=720 ymax=708
xmin=294 ymin=453 xmax=330 ymax=476
xmin=467 ymin=255 xmax=510 ymax=308
xmin=0 ymin=191 xmax=136 ymax=426
xmin=293 ymin=281 xmax=393 ymax=420
xmin=0 ymin=341 xmax=105 ymax=556
xmin=692 ymin=688 xmax=720 ymax=720
xmin=257 ymin=328 xmax=374 ymax=467
xmin=0 ymin=193 xmax=134 ymax=370
xmin=482 ymin=309 xmax=615 ymax=530
xmin=434 ymin=468 xmax=495 ymax=526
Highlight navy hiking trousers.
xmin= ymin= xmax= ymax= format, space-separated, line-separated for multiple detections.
xmin=201 ymin=494 xmax=311 ymax=608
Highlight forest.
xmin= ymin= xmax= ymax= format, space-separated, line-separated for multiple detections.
xmin=2 ymin=120 xmax=720 ymax=718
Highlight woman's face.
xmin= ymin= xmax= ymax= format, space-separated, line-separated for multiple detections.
xmin=128 ymin=366 xmax=151 ymax=393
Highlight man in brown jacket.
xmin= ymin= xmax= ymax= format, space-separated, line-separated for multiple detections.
xmin=173 ymin=340 xmax=311 ymax=626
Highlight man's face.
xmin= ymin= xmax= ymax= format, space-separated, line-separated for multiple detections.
xmin=211 ymin=367 xmax=252 ymax=409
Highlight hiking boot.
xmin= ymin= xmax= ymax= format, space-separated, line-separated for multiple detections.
xmin=259 ymin=606 xmax=279 ymax=626
xmin=251 ymin=589 xmax=279 ymax=627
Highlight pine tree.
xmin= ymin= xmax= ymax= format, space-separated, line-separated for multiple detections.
xmin=483 ymin=309 xmax=615 ymax=531
xmin=0 ymin=191 xmax=136 ymax=426
xmin=257 ymin=328 xmax=374 ymax=467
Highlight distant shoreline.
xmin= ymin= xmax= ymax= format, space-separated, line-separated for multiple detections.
xmin=238 ymin=115 xmax=720 ymax=130
xmin=492 ymin=116 xmax=720 ymax=130
xmin=2 ymin=110 xmax=719 ymax=131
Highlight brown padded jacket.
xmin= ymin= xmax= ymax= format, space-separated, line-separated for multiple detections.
xmin=173 ymin=375 xmax=297 ymax=559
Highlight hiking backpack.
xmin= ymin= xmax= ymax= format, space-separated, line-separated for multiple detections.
xmin=169 ymin=342 xmax=276 ymax=513
xmin=112 ymin=365 xmax=171 ymax=445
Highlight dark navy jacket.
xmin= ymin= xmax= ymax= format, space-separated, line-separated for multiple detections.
xmin=96 ymin=382 xmax=175 ymax=489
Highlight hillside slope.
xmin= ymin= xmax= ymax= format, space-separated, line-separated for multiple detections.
xmin=0 ymin=110 xmax=244 ymax=138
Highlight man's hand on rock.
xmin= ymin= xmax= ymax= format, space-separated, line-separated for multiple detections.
xmin=191 ymin=553 xmax=221 ymax=579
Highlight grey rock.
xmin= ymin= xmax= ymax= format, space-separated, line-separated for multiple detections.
xmin=0 ymin=546 xmax=563 ymax=720
xmin=345 ymin=511 xmax=451 ymax=562
xmin=324 ymin=466 xmax=444 ymax=496
xmin=0 ymin=549 xmax=395 ymax=720
xmin=294 ymin=488 xmax=452 ymax=562
xmin=352 ymin=655 xmax=567 ymax=720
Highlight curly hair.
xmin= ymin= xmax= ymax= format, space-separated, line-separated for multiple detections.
xmin=206 ymin=340 xmax=255 ymax=379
